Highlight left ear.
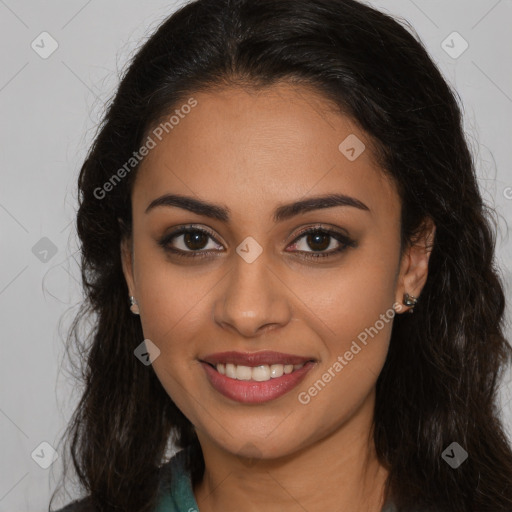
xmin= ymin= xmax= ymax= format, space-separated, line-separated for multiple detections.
xmin=395 ymin=216 xmax=436 ymax=314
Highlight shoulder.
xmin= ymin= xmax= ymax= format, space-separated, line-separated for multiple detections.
xmin=52 ymin=496 xmax=96 ymax=512
xmin=154 ymin=447 xmax=199 ymax=511
xmin=53 ymin=448 xmax=194 ymax=512
xmin=381 ymin=501 xmax=440 ymax=512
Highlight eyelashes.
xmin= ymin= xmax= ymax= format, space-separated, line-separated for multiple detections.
xmin=285 ymin=225 xmax=356 ymax=259
xmin=157 ymin=224 xmax=357 ymax=261
xmin=158 ymin=226 xmax=223 ymax=259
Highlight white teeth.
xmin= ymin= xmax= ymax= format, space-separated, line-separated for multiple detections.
xmin=270 ymin=364 xmax=283 ymax=378
xmin=235 ymin=365 xmax=252 ymax=380
xmin=214 ymin=362 xmax=306 ymax=381
xmin=225 ymin=363 xmax=237 ymax=379
xmin=252 ymin=365 xmax=271 ymax=381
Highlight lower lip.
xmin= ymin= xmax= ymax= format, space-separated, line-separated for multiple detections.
xmin=200 ymin=361 xmax=315 ymax=404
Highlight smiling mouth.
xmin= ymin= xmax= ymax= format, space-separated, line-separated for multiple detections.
xmin=200 ymin=358 xmax=317 ymax=404
xmin=204 ymin=361 xmax=312 ymax=382
xmin=199 ymin=350 xmax=317 ymax=402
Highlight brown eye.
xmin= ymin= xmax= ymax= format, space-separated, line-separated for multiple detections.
xmin=158 ymin=225 xmax=356 ymax=262
xmin=158 ymin=226 xmax=224 ymax=258
xmin=305 ymin=231 xmax=331 ymax=252
xmin=182 ymin=231 xmax=209 ymax=250
xmin=287 ymin=227 xmax=356 ymax=260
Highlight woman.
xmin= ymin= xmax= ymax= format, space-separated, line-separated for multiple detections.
xmin=50 ymin=0 xmax=512 ymax=511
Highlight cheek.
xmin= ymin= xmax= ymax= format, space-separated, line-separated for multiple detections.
xmin=133 ymin=237 xmax=214 ymax=345
xmin=291 ymin=239 xmax=398 ymax=347
xmin=135 ymin=264 xmax=211 ymax=423
xmin=300 ymin=236 xmax=399 ymax=390
xmin=313 ymin=301 xmax=394 ymax=400
xmin=295 ymin=304 xmax=395 ymax=436
xmin=137 ymin=278 xmax=210 ymax=358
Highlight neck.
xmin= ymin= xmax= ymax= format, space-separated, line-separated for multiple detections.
xmin=193 ymin=390 xmax=390 ymax=512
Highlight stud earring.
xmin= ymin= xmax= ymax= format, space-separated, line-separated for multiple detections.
xmin=403 ymin=293 xmax=418 ymax=314
xmin=129 ymin=296 xmax=140 ymax=315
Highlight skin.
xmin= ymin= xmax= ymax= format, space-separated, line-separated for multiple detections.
xmin=121 ymin=82 xmax=435 ymax=512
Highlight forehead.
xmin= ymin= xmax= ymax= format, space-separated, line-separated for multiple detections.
xmin=132 ymin=83 xmax=398 ymax=222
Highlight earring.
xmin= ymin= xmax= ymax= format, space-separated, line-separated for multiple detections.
xmin=403 ymin=293 xmax=418 ymax=314
xmin=129 ymin=296 xmax=140 ymax=315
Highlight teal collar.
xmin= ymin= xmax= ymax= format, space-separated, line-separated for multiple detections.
xmin=155 ymin=447 xmax=398 ymax=512
xmin=155 ymin=448 xmax=200 ymax=512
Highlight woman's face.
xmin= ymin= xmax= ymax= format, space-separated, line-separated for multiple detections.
xmin=121 ymin=83 xmax=429 ymax=460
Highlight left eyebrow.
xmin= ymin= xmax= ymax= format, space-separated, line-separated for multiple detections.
xmin=273 ymin=193 xmax=370 ymax=221
xmin=144 ymin=192 xmax=370 ymax=222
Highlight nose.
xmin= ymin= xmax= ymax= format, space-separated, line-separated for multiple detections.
xmin=213 ymin=250 xmax=292 ymax=338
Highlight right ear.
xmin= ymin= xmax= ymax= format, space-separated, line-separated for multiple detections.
xmin=120 ymin=235 xmax=136 ymax=297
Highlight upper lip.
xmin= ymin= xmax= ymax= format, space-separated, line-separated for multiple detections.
xmin=200 ymin=350 xmax=315 ymax=367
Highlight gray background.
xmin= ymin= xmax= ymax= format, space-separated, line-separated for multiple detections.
xmin=1 ymin=0 xmax=511 ymax=510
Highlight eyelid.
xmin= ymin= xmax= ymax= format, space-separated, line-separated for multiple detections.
xmin=163 ymin=223 xmax=224 ymax=245
xmin=285 ymin=225 xmax=356 ymax=259
xmin=158 ymin=223 xmax=356 ymax=259
xmin=290 ymin=223 xmax=352 ymax=241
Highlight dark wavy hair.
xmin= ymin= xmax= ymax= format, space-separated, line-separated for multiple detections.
xmin=50 ymin=0 xmax=512 ymax=511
